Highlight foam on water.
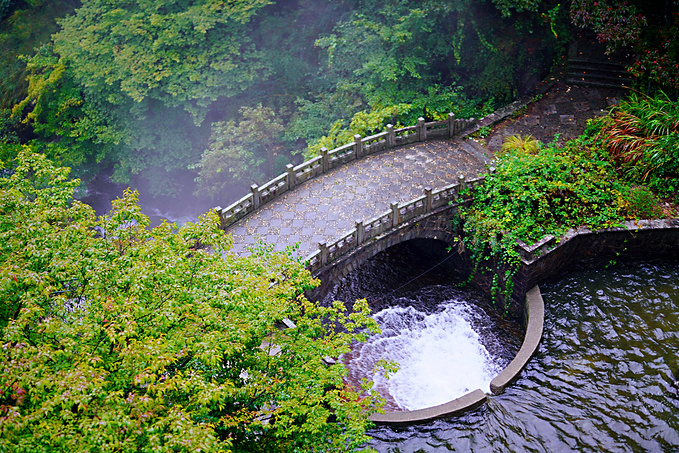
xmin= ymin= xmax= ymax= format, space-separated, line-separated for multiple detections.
xmin=348 ymin=301 xmax=503 ymax=411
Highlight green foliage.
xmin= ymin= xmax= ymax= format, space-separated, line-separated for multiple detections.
xmin=0 ymin=0 xmax=14 ymax=21
xmin=459 ymin=96 xmax=678 ymax=308
xmin=618 ymin=185 xmax=665 ymax=220
xmin=304 ymin=103 xmax=411 ymax=158
xmin=587 ymin=92 xmax=679 ymax=197
xmin=52 ymin=0 xmax=271 ymax=123
xmin=12 ymin=0 xmax=272 ymax=197
xmin=13 ymin=48 xmax=122 ymax=173
xmin=491 ymin=0 xmax=542 ymax=17
xmin=5 ymin=0 xmax=565 ymax=200
xmin=301 ymin=84 xmax=487 ymax=158
xmin=0 ymin=149 xmax=382 ymax=452
xmin=0 ymin=108 xmax=20 ymax=144
xmin=464 ymin=140 xmax=627 ymax=247
xmin=459 ymin=136 xmax=634 ymax=308
xmin=194 ymin=104 xmax=285 ymax=200
xmin=0 ymin=0 xmax=76 ymax=108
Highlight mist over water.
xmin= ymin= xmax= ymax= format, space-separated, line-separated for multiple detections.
xmin=78 ymin=170 xmax=206 ymax=226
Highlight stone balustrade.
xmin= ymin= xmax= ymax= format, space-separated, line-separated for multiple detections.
xmin=214 ymin=113 xmax=477 ymax=230
xmin=305 ymin=174 xmax=485 ymax=273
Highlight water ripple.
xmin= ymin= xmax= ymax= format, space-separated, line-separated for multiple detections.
xmin=370 ymin=262 xmax=679 ymax=452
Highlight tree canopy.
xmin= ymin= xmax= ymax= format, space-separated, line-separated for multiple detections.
xmin=0 ymin=149 xmax=383 ymax=452
xmin=1 ymin=0 xmax=676 ymax=205
xmin=4 ymin=0 xmax=566 ymax=202
xmin=11 ymin=0 xmax=272 ymax=197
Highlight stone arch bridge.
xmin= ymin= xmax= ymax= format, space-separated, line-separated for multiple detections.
xmin=217 ymin=82 xmax=629 ymax=303
xmin=218 ymin=113 xmax=489 ymax=280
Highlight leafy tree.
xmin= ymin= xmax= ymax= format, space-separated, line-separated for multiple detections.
xmin=0 ymin=149 xmax=382 ymax=452
xmin=13 ymin=0 xmax=272 ymax=196
xmin=194 ymin=104 xmax=285 ymax=201
xmin=51 ymin=0 xmax=271 ymax=124
xmin=0 ymin=0 xmax=77 ymax=109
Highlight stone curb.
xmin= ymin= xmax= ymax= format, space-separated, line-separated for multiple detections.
xmin=369 ymin=389 xmax=487 ymax=425
xmin=369 ymin=285 xmax=544 ymax=424
xmin=490 ymin=285 xmax=544 ymax=394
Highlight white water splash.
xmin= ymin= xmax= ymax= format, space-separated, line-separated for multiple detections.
xmin=349 ymin=301 xmax=503 ymax=411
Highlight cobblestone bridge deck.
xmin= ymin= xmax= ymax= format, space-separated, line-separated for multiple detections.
xmin=225 ymin=82 xmax=623 ymax=258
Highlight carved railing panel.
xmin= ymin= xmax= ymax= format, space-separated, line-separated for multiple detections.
xmin=259 ymin=173 xmax=288 ymax=206
xmin=328 ymin=143 xmax=356 ymax=170
xmin=217 ymin=113 xmax=480 ymax=230
xmin=217 ymin=193 xmax=254 ymax=228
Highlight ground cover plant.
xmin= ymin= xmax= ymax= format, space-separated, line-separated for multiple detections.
xmin=589 ymin=92 xmax=679 ymax=197
xmin=0 ymin=149 xmax=383 ymax=453
xmin=459 ymin=91 xmax=678 ymax=309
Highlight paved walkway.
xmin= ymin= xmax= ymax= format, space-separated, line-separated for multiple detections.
xmin=226 ymin=140 xmax=490 ymax=256
xmin=485 ymin=82 xmax=623 ymax=151
xmin=226 ymin=82 xmax=625 ymax=258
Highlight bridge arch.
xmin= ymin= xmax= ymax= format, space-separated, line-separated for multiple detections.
xmin=306 ymin=202 xmax=470 ymax=303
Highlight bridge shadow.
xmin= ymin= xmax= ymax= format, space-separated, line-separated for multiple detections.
xmin=319 ymin=238 xmax=470 ymax=312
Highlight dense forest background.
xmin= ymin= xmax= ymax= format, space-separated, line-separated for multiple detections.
xmin=1 ymin=0 xmax=677 ymax=218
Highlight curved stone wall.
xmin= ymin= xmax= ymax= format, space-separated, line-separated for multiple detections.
xmin=364 ymin=220 xmax=679 ymax=424
xmin=487 ymin=219 xmax=679 ymax=318
xmin=489 ymin=286 xmax=544 ymax=394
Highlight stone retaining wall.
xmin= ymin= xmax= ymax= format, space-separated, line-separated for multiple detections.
xmin=472 ymin=219 xmax=679 ymax=319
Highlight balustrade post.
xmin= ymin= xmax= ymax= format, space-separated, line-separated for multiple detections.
xmin=447 ymin=112 xmax=456 ymax=138
xmin=213 ymin=206 xmax=224 ymax=228
xmin=457 ymin=174 xmax=466 ymax=191
xmin=250 ymin=184 xmax=260 ymax=209
xmin=320 ymin=243 xmax=328 ymax=267
xmin=391 ymin=202 xmax=400 ymax=228
xmin=286 ymin=164 xmax=296 ymax=190
xmin=417 ymin=117 xmax=426 ymax=141
xmin=356 ymin=220 xmax=365 ymax=245
xmin=424 ymin=187 xmax=433 ymax=212
xmin=386 ymin=124 xmax=395 ymax=148
xmin=321 ymin=147 xmax=329 ymax=173
xmin=354 ymin=134 xmax=363 ymax=159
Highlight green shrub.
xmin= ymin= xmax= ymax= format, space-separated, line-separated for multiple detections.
xmin=588 ymin=92 xmax=679 ymax=197
xmin=618 ymin=186 xmax=665 ymax=220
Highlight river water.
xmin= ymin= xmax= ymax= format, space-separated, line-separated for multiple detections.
xmin=343 ymin=288 xmax=519 ymax=411
xmin=365 ymin=260 xmax=679 ymax=452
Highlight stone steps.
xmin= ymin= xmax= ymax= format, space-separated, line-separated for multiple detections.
xmin=566 ymin=58 xmax=632 ymax=89
xmin=460 ymin=139 xmax=492 ymax=165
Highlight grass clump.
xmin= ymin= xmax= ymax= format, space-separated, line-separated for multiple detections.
xmin=499 ymin=134 xmax=541 ymax=156
xmin=590 ymin=92 xmax=679 ymax=197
